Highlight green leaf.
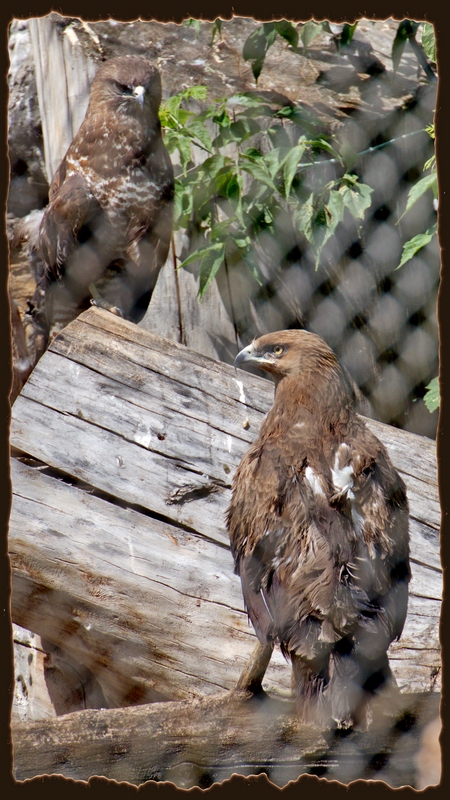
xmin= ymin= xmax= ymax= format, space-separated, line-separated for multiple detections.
xmin=242 ymin=147 xmax=264 ymax=161
xmin=232 ymin=239 xmax=263 ymax=285
xmin=229 ymin=92 xmax=275 ymax=108
xmin=183 ymin=18 xmax=201 ymax=38
xmin=213 ymin=117 xmax=261 ymax=148
xmin=397 ymin=227 xmax=437 ymax=268
xmin=240 ymin=158 xmax=278 ymax=192
xmin=210 ymin=217 xmax=236 ymax=240
xmin=293 ymin=179 xmax=371 ymax=268
xmin=211 ymin=18 xmax=222 ymax=45
xmin=178 ymin=241 xmax=224 ymax=269
xmin=283 ymin=141 xmax=307 ymax=197
xmin=400 ymin=171 xmax=438 ymax=219
xmin=262 ymin=147 xmax=285 ymax=179
xmin=392 ymin=20 xmax=419 ymax=72
xmin=214 ymin=168 xmax=241 ymax=205
xmin=392 ymin=23 xmax=408 ymax=72
xmin=242 ymin=23 xmax=277 ymax=81
xmin=274 ymin=20 xmax=299 ymax=50
xmin=182 ymin=85 xmax=208 ymax=101
xmin=339 ymin=22 xmax=358 ymax=49
xmin=275 ymin=105 xmax=323 ymax=135
xmin=186 ymin=119 xmax=213 ymax=152
xmin=326 ymin=189 xmax=346 ymax=226
xmin=199 ymin=153 xmax=230 ymax=178
xmin=243 ymin=25 xmax=269 ymax=61
xmin=173 ymin=179 xmax=194 ymax=229
xmin=198 ymin=245 xmax=226 ymax=297
xmin=422 ymin=22 xmax=436 ymax=62
xmin=242 ymin=251 xmax=264 ymax=285
xmin=300 ymin=20 xmax=324 ymax=50
xmin=212 ymin=109 xmax=231 ymax=127
xmin=424 ymin=377 xmax=439 ymax=412
xmin=307 ymin=137 xmax=340 ymax=160
xmin=177 ymin=136 xmax=193 ymax=174
xmin=339 ymin=176 xmax=373 ymax=226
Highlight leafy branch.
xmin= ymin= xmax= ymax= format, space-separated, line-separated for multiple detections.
xmin=396 ymin=122 xmax=437 ymax=270
xmin=160 ymin=88 xmax=373 ymax=297
xmin=394 ymin=24 xmax=438 ymax=413
xmin=392 ymin=20 xmax=437 ymax=81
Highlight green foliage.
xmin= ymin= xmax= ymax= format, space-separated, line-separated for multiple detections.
xmin=183 ymin=18 xmax=201 ymax=38
xmin=294 ymin=174 xmax=372 ymax=268
xmin=400 ymin=171 xmax=438 ymax=220
xmin=160 ymin=88 xmax=374 ymax=297
xmin=424 ymin=124 xmax=435 ymax=171
xmin=424 ymin=377 xmax=439 ymax=412
xmin=422 ymin=22 xmax=436 ymax=62
xmin=392 ymin=20 xmax=419 ymax=72
xmin=397 ymin=119 xmax=437 ymax=268
xmin=397 ymin=226 xmax=437 ymax=268
xmin=299 ymin=20 xmax=325 ymax=50
xmin=336 ymin=22 xmax=359 ymax=50
xmin=392 ymin=19 xmax=436 ymax=78
xmin=242 ymin=21 xmax=298 ymax=81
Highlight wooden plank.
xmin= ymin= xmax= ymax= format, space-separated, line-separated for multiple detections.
xmin=10 ymin=307 xmax=441 ymax=701
xmin=10 ymin=458 xmax=292 ymax=706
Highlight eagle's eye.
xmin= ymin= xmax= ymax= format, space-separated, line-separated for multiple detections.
xmin=272 ymin=345 xmax=284 ymax=356
xmin=116 ymin=82 xmax=133 ymax=95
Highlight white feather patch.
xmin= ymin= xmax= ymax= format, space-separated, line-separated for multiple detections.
xmin=331 ymin=443 xmax=355 ymax=497
xmin=305 ymin=466 xmax=326 ymax=497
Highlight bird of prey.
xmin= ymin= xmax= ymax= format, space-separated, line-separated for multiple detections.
xmin=227 ymin=330 xmax=410 ymax=729
xmin=37 ymin=55 xmax=174 ymax=338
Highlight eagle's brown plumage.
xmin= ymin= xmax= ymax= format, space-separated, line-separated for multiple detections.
xmin=227 ymin=330 xmax=410 ymax=729
xmin=37 ymin=55 xmax=174 ymax=336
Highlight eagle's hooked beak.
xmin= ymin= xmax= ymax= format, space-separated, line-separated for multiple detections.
xmin=132 ymin=85 xmax=146 ymax=107
xmin=234 ymin=344 xmax=258 ymax=369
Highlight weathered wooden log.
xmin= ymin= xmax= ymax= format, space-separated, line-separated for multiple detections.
xmin=9 ymin=307 xmax=441 ymax=714
xmin=11 ymin=689 xmax=440 ymax=788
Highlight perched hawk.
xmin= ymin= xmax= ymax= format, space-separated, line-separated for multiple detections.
xmin=37 ymin=55 xmax=174 ymax=337
xmin=227 ymin=330 xmax=410 ymax=729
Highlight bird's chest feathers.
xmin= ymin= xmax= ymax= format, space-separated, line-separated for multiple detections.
xmin=250 ymin=427 xmax=376 ymax=543
xmin=66 ymin=117 xmax=160 ymax=225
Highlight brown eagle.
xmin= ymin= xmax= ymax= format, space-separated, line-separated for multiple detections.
xmin=227 ymin=330 xmax=410 ymax=729
xmin=37 ymin=55 xmax=174 ymax=338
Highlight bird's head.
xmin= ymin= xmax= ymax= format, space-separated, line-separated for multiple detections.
xmin=90 ymin=56 xmax=162 ymax=118
xmin=234 ymin=330 xmax=343 ymax=388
